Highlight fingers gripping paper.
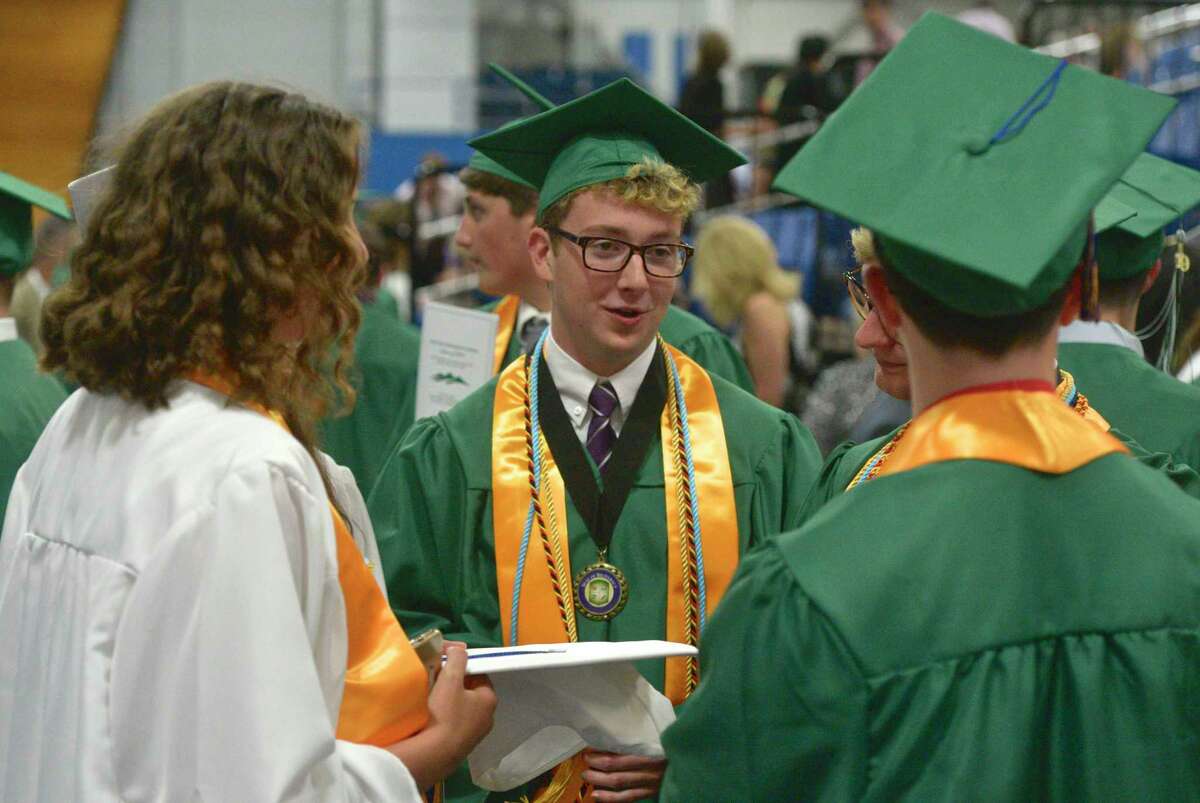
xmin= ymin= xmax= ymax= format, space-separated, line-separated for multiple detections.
xmin=464 ymin=641 xmax=692 ymax=791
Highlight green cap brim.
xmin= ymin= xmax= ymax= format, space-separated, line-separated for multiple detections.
xmin=0 ymin=171 xmax=72 ymax=277
xmin=470 ymin=78 xmax=747 ymax=219
xmin=1107 ymin=153 xmax=1200 ymax=237
xmin=1093 ymin=153 xmax=1200 ymax=280
xmin=1094 ymin=195 xmax=1138 ymax=234
xmin=772 ymin=12 xmax=1176 ymax=316
xmin=467 ymin=150 xmax=538 ymax=189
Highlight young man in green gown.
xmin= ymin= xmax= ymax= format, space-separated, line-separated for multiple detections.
xmin=369 ymin=78 xmax=821 ymax=801
xmin=458 ymin=67 xmax=754 ymax=390
xmin=662 ymin=13 xmax=1200 ymax=799
xmin=0 ymin=173 xmax=70 ymax=527
xmin=797 ymin=210 xmax=1200 ymax=522
xmin=1057 ymin=152 xmax=1200 ymax=468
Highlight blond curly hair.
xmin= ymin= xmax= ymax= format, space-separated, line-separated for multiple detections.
xmin=850 ymin=226 xmax=880 ymax=268
xmin=540 ymin=158 xmax=702 ymax=229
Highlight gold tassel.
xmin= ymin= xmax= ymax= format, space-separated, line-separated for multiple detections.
xmin=1173 ymin=227 xmax=1191 ymax=273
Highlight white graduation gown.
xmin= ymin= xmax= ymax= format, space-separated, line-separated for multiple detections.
xmin=0 ymin=381 xmax=422 ymax=802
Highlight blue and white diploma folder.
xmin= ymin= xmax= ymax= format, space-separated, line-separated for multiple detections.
xmin=464 ymin=640 xmax=696 ymax=791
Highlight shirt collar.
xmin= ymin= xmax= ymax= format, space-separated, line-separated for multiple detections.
xmin=542 ymin=331 xmax=657 ymax=428
xmin=0 ymin=318 xmax=17 ymax=343
xmin=1058 ymin=320 xmax=1144 ymax=358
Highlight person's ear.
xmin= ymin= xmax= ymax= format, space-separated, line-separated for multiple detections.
xmin=1142 ymin=259 xmax=1163 ymax=296
xmin=529 ymin=226 xmax=554 ymax=282
xmin=1059 ymin=270 xmax=1083 ymax=326
xmin=862 ymin=263 xmax=903 ymax=333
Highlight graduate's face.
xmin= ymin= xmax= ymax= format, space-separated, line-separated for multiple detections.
xmin=854 ymin=266 xmax=911 ymax=400
xmin=532 ymin=190 xmax=679 ymax=375
xmin=455 ymin=189 xmax=536 ymax=296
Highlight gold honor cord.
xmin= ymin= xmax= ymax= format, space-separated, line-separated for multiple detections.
xmin=848 ymin=372 xmax=1107 ymax=492
xmin=664 ymin=348 xmax=701 ymax=695
xmin=522 ymin=354 xmax=579 ymax=643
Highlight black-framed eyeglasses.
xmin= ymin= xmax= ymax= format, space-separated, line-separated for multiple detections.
xmin=843 ymin=268 xmax=873 ymax=321
xmin=546 ymin=225 xmax=694 ymax=278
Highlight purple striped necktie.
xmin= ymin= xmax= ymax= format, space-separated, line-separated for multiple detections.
xmin=586 ymin=381 xmax=619 ymax=470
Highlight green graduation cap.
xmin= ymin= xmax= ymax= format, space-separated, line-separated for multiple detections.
xmin=466 ymin=64 xmax=558 ymax=189
xmin=0 ymin=171 xmax=72 ymax=278
xmin=772 ymin=12 xmax=1176 ymax=316
xmin=470 ymin=78 xmax=747 ymax=220
xmin=1094 ymin=153 xmax=1200 ymax=280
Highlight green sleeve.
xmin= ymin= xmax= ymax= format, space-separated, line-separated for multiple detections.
xmin=747 ymin=412 xmax=822 ymax=547
xmin=367 ymin=416 xmax=479 ymax=645
xmin=679 ymin=330 xmax=755 ymax=394
xmin=1110 ymin=427 xmax=1200 ymax=500
xmin=661 ymin=543 xmax=868 ymax=801
xmin=788 ymin=440 xmax=864 ymax=530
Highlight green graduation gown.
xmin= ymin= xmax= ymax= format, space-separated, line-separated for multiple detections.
xmin=370 ymin=363 xmax=819 ymax=670
xmin=662 ymin=395 xmax=1200 ymax=800
xmin=793 ymin=379 xmax=1200 ymax=528
xmin=368 ymin=355 xmax=818 ymax=801
xmin=486 ymin=296 xmax=755 ymax=393
xmin=318 ymin=296 xmax=421 ymax=498
xmin=1058 ymin=341 xmax=1200 ymax=468
xmin=0 ymin=338 xmax=67 ymax=526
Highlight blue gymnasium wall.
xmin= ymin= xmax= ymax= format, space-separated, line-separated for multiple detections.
xmin=364 ymin=130 xmax=478 ymax=194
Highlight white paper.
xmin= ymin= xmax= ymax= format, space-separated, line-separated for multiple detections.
xmin=414 ymin=302 xmax=499 ymax=420
xmin=465 ymin=640 xmax=697 ymax=675
xmin=466 ymin=645 xmax=688 ymax=791
xmin=67 ymin=165 xmax=115 ymax=231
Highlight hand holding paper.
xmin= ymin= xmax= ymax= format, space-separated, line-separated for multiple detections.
xmin=463 ymin=640 xmax=695 ymax=792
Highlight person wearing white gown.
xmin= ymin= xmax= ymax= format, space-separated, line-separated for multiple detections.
xmin=0 ymin=81 xmax=495 ymax=802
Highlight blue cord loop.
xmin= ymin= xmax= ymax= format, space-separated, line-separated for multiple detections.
xmin=988 ymin=59 xmax=1068 ymax=148
xmin=510 ymin=327 xmax=550 ymax=645
xmin=665 ymin=349 xmax=708 ymax=632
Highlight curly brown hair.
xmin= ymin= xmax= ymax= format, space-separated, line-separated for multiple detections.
xmin=42 ymin=81 xmax=365 ymax=449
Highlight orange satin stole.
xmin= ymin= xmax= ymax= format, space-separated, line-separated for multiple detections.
xmin=186 ymin=372 xmax=429 ymax=746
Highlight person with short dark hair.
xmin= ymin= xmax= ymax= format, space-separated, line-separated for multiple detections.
xmin=678 ymin=30 xmax=735 ymax=208
xmin=773 ymin=35 xmax=832 ymax=168
xmin=661 ymin=14 xmax=1200 ymax=799
xmin=461 ymin=66 xmax=754 ymax=390
xmin=1058 ymin=153 xmax=1200 ymax=470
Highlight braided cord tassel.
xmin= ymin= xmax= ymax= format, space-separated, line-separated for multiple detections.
xmin=663 ymin=345 xmax=701 ymax=694
xmin=521 ymin=330 xmax=576 ymax=643
xmin=511 ymin=331 xmax=553 ymax=645
xmin=539 ymin=434 xmax=578 ymax=642
xmin=666 ymin=348 xmax=708 ymax=631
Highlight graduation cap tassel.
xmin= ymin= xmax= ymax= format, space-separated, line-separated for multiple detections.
xmin=1156 ymin=230 xmax=1186 ymax=372
xmin=1137 ymin=226 xmax=1188 ymax=372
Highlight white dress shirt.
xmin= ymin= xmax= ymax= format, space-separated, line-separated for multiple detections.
xmin=542 ymin=332 xmax=657 ymax=444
